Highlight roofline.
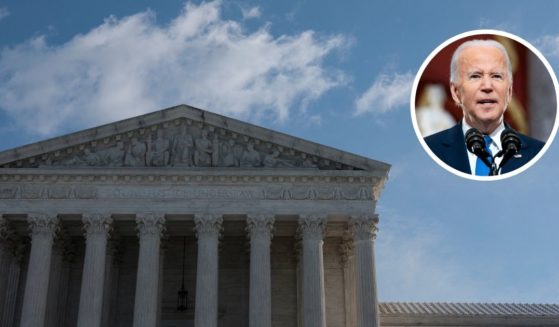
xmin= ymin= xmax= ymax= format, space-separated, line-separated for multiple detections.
xmin=0 ymin=104 xmax=390 ymax=174
xmin=379 ymin=302 xmax=559 ymax=317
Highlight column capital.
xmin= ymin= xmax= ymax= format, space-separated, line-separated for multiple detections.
xmin=27 ymin=213 xmax=59 ymax=237
xmin=194 ymin=214 xmax=223 ymax=238
xmin=246 ymin=214 xmax=275 ymax=239
xmin=136 ymin=213 xmax=166 ymax=237
xmin=297 ymin=214 xmax=327 ymax=241
xmin=349 ymin=214 xmax=379 ymax=241
xmin=83 ymin=213 xmax=113 ymax=237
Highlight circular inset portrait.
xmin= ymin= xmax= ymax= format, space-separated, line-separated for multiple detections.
xmin=411 ymin=29 xmax=559 ymax=181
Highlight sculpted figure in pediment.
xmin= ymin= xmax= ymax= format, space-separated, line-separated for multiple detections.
xmin=221 ymin=139 xmax=239 ymax=167
xmin=211 ymin=133 xmax=219 ymax=167
xmin=171 ymin=125 xmax=194 ymax=166
xmin=263 ymin=149 xmax=295 ymax=168
xmin=194 ymin=129 xmax=214 ymax=167
xmin=124 ymin=137 xmax=147 ymax=167
xmin=240 ymin=142 xmax=261 ymax=167
xmin=232 ymin=141 xmax=244 ymax=165
xmin=302 ymin=157 xmax=318 ymax=168
xmin=147 ymin=129 xmax=170 ymax=167
xmin=51 ymin=148 xmax=101 ymax=167
xmin=102 ymin=141 xmax=125 ymax=166
xmin=57 ymin=154 xmax=85 ymax=166
xmin=83 ymin=148 xmax=102 ymax=166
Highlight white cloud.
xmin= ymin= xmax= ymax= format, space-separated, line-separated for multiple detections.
xmin=0 ymin=7 xmax=10 ymax=21
xmin=0 ymin=1 xmax=347 ymax=136
xmin=241 ymin=6 xmax=261 ymax=19
xmin=355 ymin=71 xmax=413 ymax=115
xmin=535 ymin=35 xmax=559 ymax=58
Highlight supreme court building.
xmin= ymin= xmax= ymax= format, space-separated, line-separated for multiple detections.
xmin=0 ymin=105 xmax=558 ymax=327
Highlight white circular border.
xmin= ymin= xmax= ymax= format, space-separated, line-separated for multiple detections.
xmin=411 ymin=29 xmax=559 ymax=181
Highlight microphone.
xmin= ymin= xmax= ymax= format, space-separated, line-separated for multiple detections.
xmin=465 ymin=128 xmax=488 ymax=157
xmin=500 ymin=128 xmax=521 ymax=156
xmin=498 ymin=128 xmax=522 ymax=171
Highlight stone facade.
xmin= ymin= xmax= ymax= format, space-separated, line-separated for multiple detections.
xmin=0 ymin=105 xmax=388 ymax=327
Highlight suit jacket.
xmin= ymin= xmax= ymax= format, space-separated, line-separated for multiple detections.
xmin=424 ymin=123 xmax=545 ymax=175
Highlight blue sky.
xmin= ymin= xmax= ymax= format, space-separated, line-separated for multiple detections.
xmin=1 ymin=0 xmax=558 ymax=303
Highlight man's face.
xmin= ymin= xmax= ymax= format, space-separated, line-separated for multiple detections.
xmin=450 ymin=45 xmax=512 ymax=133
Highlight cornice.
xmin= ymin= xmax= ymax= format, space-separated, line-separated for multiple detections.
xmin=0 ymin=168 xmax=386 ymax=186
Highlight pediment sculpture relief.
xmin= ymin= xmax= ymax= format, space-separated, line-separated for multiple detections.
xmin=28 ymin=120 xmax=336 ymax=169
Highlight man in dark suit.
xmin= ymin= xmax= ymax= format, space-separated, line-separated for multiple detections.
xmin=424 ymin=39 xmax=544 ymax=176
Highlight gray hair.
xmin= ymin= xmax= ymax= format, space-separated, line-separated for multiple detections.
xmin=450 ymin=39 xmax=513 ymax=84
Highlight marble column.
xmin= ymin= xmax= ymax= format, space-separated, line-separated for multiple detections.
xmin=156 ymin=238 xmax=168 ymax=327
xmin=298 ymin=214 xmax=327 ymax=327
xmin=340 ymin=237 xmax=357 ymax=327
xmin=247 ymin=214 xmax=274 ymax=327
xmin=133 ymin=213 xmax=166 ymax=327
xmin=20 ymin=213 xmax=59 ymax=327
xmin=350 ymin=215 xmax=380 ymax=327
xmin=194 ymin=214 xmax=222 ymax=327
xmin=55 ymin=238 xmax=74 ymax=327
xmin=101 ymin=238 xmax=121 ymax=327
xmin=0 ymin=215 xmax=13 ymax=322
xmin=0 ymin=216 xmax=12 ymax=320
xmin=77 ymin=214 xmax=113 ymax=327
xmin=45 ymin=230 xmax=70 ymax=327
xmin=1 ymin=244 xmax=25 ymax=327
xmin=295 ymin=239 xmax=303 ymax=327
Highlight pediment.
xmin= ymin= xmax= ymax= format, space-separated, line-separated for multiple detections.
xmin=0 ymin=105 xmax=390 ymax=173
